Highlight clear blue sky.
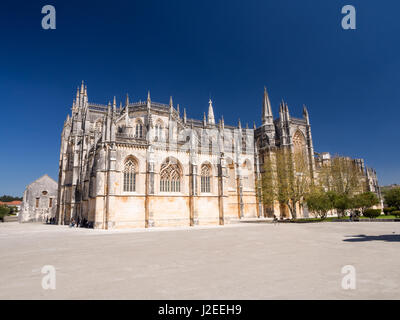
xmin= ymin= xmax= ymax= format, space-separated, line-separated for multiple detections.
xmin=0 ymin=0 xmax=399 ymax=196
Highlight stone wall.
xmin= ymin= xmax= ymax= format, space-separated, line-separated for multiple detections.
xmin=20 ymin=175 xmax=58 ymax=223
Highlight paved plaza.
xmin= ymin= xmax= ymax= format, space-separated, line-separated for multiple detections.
xmin=0 ymin=221 xmax=399 ymax=299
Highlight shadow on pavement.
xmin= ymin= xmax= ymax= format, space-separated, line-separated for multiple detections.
xmin=343 ymin=234 xmax=400 ymax=242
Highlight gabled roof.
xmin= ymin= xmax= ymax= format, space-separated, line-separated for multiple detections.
xmin=27 ymin=174 xmax=57 ymax=188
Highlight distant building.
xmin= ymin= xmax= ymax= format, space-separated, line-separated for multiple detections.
xmin=20 ymin=175 xmax=58 ymax=223
xmin=315 ymin=152 xmax=381 ymax=198
xmin=0 ymin=201 xmax=22 ymax=215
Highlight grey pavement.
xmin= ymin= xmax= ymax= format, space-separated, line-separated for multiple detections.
xmin=0 ymin=221 xmax=399 ymax=299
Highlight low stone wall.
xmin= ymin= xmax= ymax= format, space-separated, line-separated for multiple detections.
xmin=3 ymin=215 xmax=18 ymax=222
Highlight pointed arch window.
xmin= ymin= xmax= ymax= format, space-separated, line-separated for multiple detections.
xmin=95 ymin=120 xmax=102 ymax=133
xmin=123 ymin=158 xmax=137 ymax=192
xmin=293 ymin=130 xmax=306 ymax=155
xmin=135 ymin=122 xmax=143 ymax=138
xmin=155 ymin=122 xmax=163 ymax=141
xmin=160 ymin=159 xmax=181 ymax=192
xmin=242 ymin=135 xmax=247 ymax=154
xmin=201 ymin=164 xmax=211 ymax=193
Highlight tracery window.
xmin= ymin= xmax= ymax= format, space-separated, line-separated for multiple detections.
xmin=200 ymin=164 xmax=211 ymax=193
xmin=160 ymin=159 xmax=181 ymax=192
xmin=293 ymin=130 xmax=305 ymax=154
xmin=123 ymin=158 xmax=137 ymax=192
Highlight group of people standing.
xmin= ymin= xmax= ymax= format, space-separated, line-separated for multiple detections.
xmin=69 ymin=217 xmax=93 ymax=228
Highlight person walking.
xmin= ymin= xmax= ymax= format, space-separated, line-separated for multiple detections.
xmin=273 ymin=214 xmax=279 ymax=226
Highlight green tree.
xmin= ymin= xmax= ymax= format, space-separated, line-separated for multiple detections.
xmin=306 ymin=191 xmax=334 ymax=219
xmin=317 ymin=156 xmax=366 ymax=197
xmin=384 ymin=188 xmax=400 ymax=210
xmin=261 ymin=149 xmax=312 ymax=219
xmin=261 ymin=153 xmax=275 ymax=212
xmin=333 ymin=193 xmax=353 ymax=218
xmin=0 ymin=195 xmax=22 ymax=202
xmin=352 ymin=192 xmax=379 ymax=214
xmin=0 ymin=205 xmax=10 ymax=221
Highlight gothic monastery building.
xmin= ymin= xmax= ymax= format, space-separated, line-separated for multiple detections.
xmin=56 ymin=82 xmax=380 ymax=229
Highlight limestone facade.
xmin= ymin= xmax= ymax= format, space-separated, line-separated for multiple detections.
xmin=56 ymin=83 xmax=380 ymax=228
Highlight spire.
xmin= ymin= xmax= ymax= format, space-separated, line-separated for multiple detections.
xmin=125 ymin=93 xmax=129 ymax=107
xmin=278 ymin=101 xmax=283 ymax=123
xmin=253 ymin=121 xmax=257 ymax=130
xmin=221 ymin=116 xmax=225 ymax=129
xmin=75 ymin=87 xmax=80 ymax=108
xmin=203 ymin=112 xmax=207 ymax=127
xmin=80 ymin=80 xmax=84 ymax=94
xmin=303 ymin=104 xmax=310 ymax=124
xmin=176 ymin=104 xmax=180 ymax=118
xmin=285 ymin=102 xmax=290 ymax=121
xmin=303 ymin=104 xmax=308 ymax=116
xmin=125 ymin=104 xmax=129 ymax=126
xmin=147 ymin=91 xmax=151 ymax=110
xmin=262 ymin=86 xmax=273 ymax=125
xmin=208 ymin=98 xmax=215 ymax=125
xmin=83 ymin=86 xmax=88 ymax=109
xmin=169 ymin=96 xmax=173 ymax=114
xmin=238 ymin=118 xmax=241 ymax=129
xmin=107 ymin=101 xmax=111 ymax=120
xmin=183 ymin=108 xmax=187 ymax=124
xmin=119 ymin=101 xmax=122 ymax=112
xmin=113 ymin=96 xmax=116 ymax=110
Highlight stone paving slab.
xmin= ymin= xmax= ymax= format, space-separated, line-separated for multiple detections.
xmin=0 ymin=222 xmax=399 ymax=299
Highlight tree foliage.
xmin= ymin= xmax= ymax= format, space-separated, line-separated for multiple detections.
xmin=262 ymin=148 xmax=312 ymax=219
xmin=317 ymin=156 xmax=366 ymax=196
xmin=383 ymin=187 xmax=400 ymax=210
xmin=363 ymin=209 xmax=381 ymax=219
xmin=0 ymin=195 xmax=22 ymax=202
xmin=352 ymin=192 xmax=379 ymax=213
xmin=333 ymin=193 xmax=353 ymax=217
xmin=0 ymin=205 xmax=10 ymax=221
xmin=306 ymin=190 xmax=334 ymax=219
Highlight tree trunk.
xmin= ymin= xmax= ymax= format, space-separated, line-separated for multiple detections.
xmin=288 ymin=200 xmax=297 ymax=219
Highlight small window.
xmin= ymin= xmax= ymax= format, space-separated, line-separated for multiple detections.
xmin=42 ymin=191 xmax=48 ymax=195
xmin=135 ymin=122 xmax=143 ymax=138
xmin=155 ymin=123 xmax=163 ymax=141
xmin=49 ymin=198 xmax=53 ymax=208
xmin=36 ymin=198 xmax=39 ymax=208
